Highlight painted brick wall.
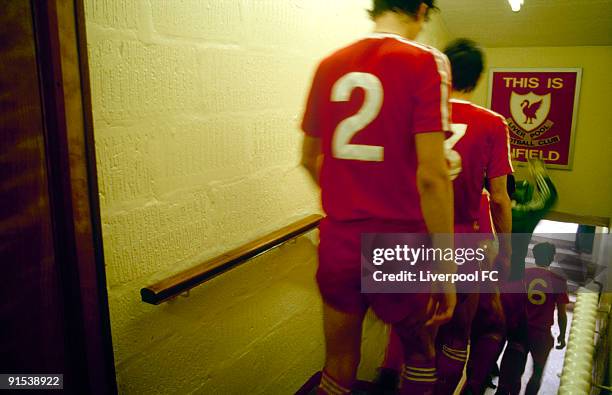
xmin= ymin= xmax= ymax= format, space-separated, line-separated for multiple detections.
xmin=84 ymin=1 xmax=451 ymax=393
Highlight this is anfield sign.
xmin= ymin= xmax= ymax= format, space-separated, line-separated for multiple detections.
xmin=488 ymin=68 xmax=582 ymax=169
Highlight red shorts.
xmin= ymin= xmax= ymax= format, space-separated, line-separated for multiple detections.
xmin=317 ymin=218 xmax=431 ymax=324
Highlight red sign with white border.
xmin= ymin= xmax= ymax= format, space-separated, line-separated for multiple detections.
xmin=488 ymin=68 xmax=582 ymax=169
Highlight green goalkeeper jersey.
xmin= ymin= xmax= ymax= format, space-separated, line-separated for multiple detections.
xmin=509 ymin=166 xmax=558 ymax=280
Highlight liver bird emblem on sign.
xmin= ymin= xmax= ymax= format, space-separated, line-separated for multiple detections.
xmin=510 ymin=92 xmax=551 ymax=132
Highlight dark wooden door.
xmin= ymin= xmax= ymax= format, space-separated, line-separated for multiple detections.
xmin=0 ymin=0 xmax=67 ymax=375
xmin=0 ymin=1 xmax=116 ymax=393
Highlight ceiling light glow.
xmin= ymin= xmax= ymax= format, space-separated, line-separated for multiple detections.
xmin=508 ymin=0 xmax=524 ymax=12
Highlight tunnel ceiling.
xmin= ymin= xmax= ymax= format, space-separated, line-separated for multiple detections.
xmin=436 ymin=0 xmax=612 ymax=47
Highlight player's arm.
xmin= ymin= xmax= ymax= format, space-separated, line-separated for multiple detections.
xmin=486 ymin=117 xmax=514 ymax=275
xmin=489 ymin=175 xmax=512 ymax=235
xmin=486 ymin=117 xmax=513 ymax=243
xmin=416 ymin=132 xmax=456 ymax=326
xmin=301 ymin=135 xmax=322 ymax=186
xmin=489 ymin=175 xmax=512 ymax=274
xmin=413 ymin=51 xmax=456 ymax=326
xmin=300 ymin=63 xmax=324 ymax=186
xmin=513 ymin=160 xmax=558 ymax=215
xmin=415 ymin=132 xmax=455 ymax=270
xmin=531 ymin=159 xmax=558 ymax=212
xmin=412 ymin=52 xmax=454 ymax=248
xmin=556 ymin=302 xmax=568 ymax=349
xmin=416 ymin=132 xmax=454 ymax=240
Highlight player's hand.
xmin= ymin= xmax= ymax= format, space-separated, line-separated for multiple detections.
xmin=527 ymin=158 xmax=546 ymax=177
xmin=425 ymin=281 xmax=456 ymax=327
xmin=479 ymin=239 xmax=497 ymax=271
xmin=444 ymin=149 xmax=462 ymax=181
xmin=493 ymin=253 xmax=511 ymax=282
xmin=556 ymin=336 xmax=566 ymax=349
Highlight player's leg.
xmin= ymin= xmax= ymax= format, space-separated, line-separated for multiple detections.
xmin=374 ymin=233 xmax=437 ymax=391
xmin=366 ymin=228 xmax=437 ymax=393
xmin=435 ymin=230 xmax=484 ymax=395
xmin=373 ymin=327 xmax=403 ymax=392
xmin=435 ymin=293 xmax=478 ymax=395
xmin=317 ymin=302 xmax=366 ymax=395
xmin=524 ymin=363 xmax=544 ymax=395
xmin=381 ymin=328 xmax=404 ymax=371
xmin=368 ymin=229 xmax=440 ymax=394
xmin=395 ymin=311 xmax=438 ymax=395
xmin=315 ymin=219 xmax=368 ymax=394
xmin=495 ymin=341 xmax=527 ymax=395
xmin=463 ymin=290 xmax=506 ymax=394
xmin=524 ymin=328 xmax=554 ymax=395
xmin=371 ymin=292 xmax=437 ymax=395
xmin=495 ymin=294 xmax=528 ymax=395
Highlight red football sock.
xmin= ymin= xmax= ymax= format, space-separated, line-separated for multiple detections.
xmin=400 ymin=363 xmax=437 ymax=395
xmin=382 ymin=327 xmax=404 ymax=371
xmin=464 ymin=334 xmax=504 ymax=394
xmin=316 ymin=370 xmax=352 ymax=395
xmin=435 ymin=344 xmax=468 ymax=395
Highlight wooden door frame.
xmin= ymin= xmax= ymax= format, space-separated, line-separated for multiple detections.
xmin=31 ymin=0 xmax=116 ymax=393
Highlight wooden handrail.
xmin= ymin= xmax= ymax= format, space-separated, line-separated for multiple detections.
xmin=140 ymin=214 xmax=323 ymax=305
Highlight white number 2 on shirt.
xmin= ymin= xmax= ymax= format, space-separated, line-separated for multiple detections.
xmin=331 ymin=72 xmax=384 ymax=161
xmin=445 ymin=123 xmax=467 ymax=180
xmin=331 ymin=73 xmax=465 ymax=173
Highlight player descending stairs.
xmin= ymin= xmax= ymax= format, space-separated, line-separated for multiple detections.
xmin=494 ymin=159 xmax=558 ymax=395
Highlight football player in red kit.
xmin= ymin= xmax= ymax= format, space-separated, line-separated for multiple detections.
xmin=523 ymin=242 xmax=568 ymax=395
xmin=436 ymin=39 xmax=514 ymax=395
xmin=462 ymin=182 xmax=514 ymax=395
xmin=374 ymin=39 xmax=513 ymax=395
xmin=300 ymin=1 xmax=455 ymax=394
xmin=495 ymin=160 xmax=558 ymax=395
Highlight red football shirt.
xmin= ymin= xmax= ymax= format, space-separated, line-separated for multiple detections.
xmin=449 ymin=99 xmax=513 ymax=226
xmin=302 ymin=33 xmax=451 ymax=223
xmin=525 ymin=266 xmax=570 ymax=329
